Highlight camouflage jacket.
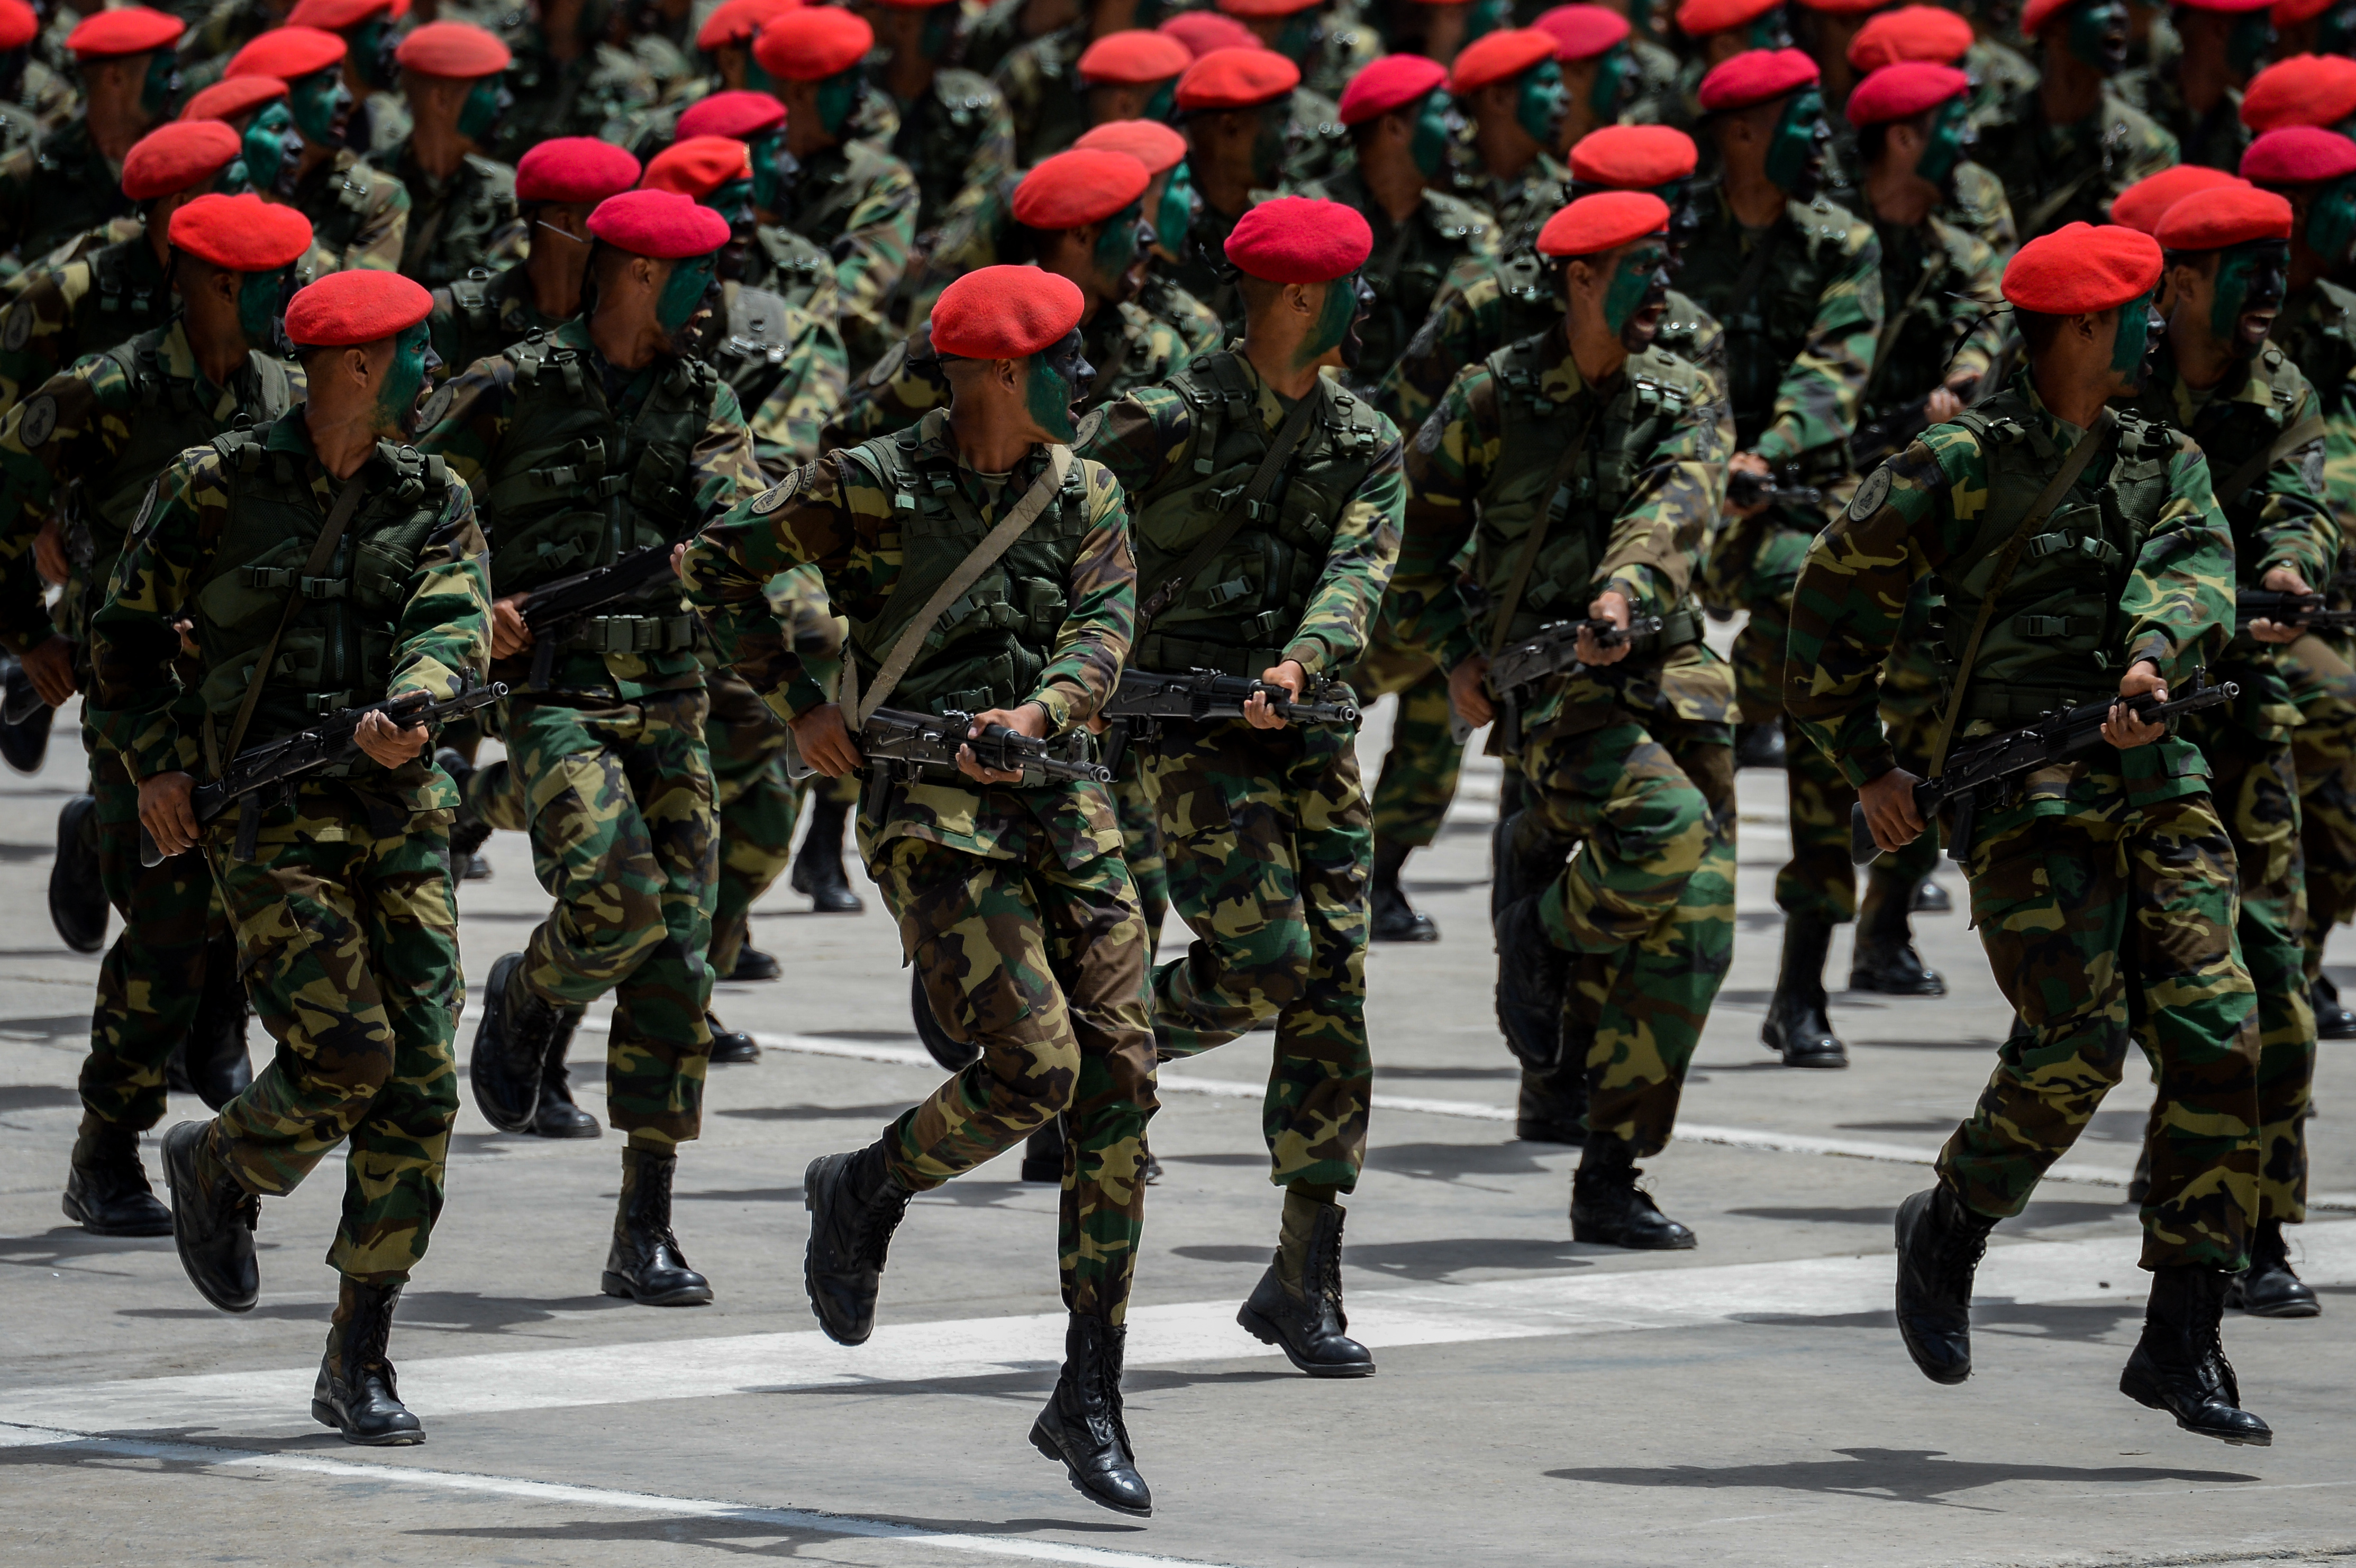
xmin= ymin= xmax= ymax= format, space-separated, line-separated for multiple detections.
xmin=698 ymin=280 xmax=850 ymax=476
xmin=1856 ymin=213 xmax=2006 ymax=453
xmin=1963 ymin=37 xmax=2041 ymax=124
xmin=426 ymin=262 xmax=565 ymax=384
xmin=2272 ymin=280 xmax=2356 ymax=574
xmin=1783 ymin=372 xmax=2234 ymax=807
xmin=1455 ymin=152 xmax=1570 ymax=256
xmin=770 ymin=132 xmax=921 ymax=364
xmin=0 ymin=118 xmax=137 ymax=265
xmin=290 ymin=148 xmax=412 ymax=273
xmin=990 ymin=22 xmax=1088 ymax=169
xmin=1622 ymin=33 xmax=1684 ymax=126
xmin=177 ymin=0 xmax=285 ymax=86
xmin=888 ymin=67 xmax=1017 ymax=236
xmin=0 ymin=232 xmax=171 ymax=420
xmin=1305 ymin=5 xmax=1384 ymax=102
xmin=1076 ymin=348 xmax=1405 ymax=678
xmin=2114 ymin=65 xmax=2248 ymax=174
xmin=392 ymin=141 xmax=526 ymax=288
xmin=1971 ymin=85 xmax=2180 ymax=242
xmin=493 ymin=34 xmax=666 ymax=162
xmin=0 ymin=58 xmax=77 ymax=157
xmin=1309 ymin=165 xmax=1498 ymax=389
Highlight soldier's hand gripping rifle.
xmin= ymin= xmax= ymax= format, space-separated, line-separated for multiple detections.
xmin=516 ymin=543 xmax=680 ymax=687
xmin=141 ymin=678 xmax=510 ymax=866
xmin=860 ymin=706 xmax=1113 ymax=793
xmin=1846 ymin=673 xmax=2239 ymax=867
xmin=2234 ymin=589 xmax=2356 ymax=635
xmin=1484 ymin=613 xmax=1666 ymax=750
xmin=1726 ymin=468 xmax=1825 ymax=511
xmin=1098 ymin=667 xmax=1361 ymax=771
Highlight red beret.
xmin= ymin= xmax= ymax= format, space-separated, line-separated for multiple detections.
xmin=1158 ymin=11 xmax=1261 ymax=56
xmin=180 ymin=74 xmax=287 ymax=122
xmin=1533 ymin=5 xmax=1631 ymax=60
xmin=2274 ymin=0 xmax=2333 ymax=23
xmin=2176 ymin=0 xmax=2274 ymax=11
xmin=1569 ymin=123 xmax=1698 ymax=186
xmin=1797 ymin=0 xmax=1881 ymax=11
xmin=395 ymin=21 xmax=511 ymax=77
xmin=2154 ymin=185 xmax=2295 ymax=250
xmin=1676 ymin=0 xmax=1779 ymax=37
xmin=1848 ymin=4 xmax=1975 ymax=67
xmin=2002 ymin=222 xmax=2163 ymax=313
xmin=1175 ymin=45 xmax=1300 ymax=109
xmin=1844 ymin=61 xmax=1970 ymax=127
xmin=286 ymin=269 xmax=434 ymax=348
xmin=66 ymin=5 xmax=184 ymax=59
xmin=1449 ymin=29 xmax=1559 ymax=93
xmin=121 ymin=119 xmax=241 ymax=200
xmin=677 ymin=89 xmax=787 ymax=140
xmin=752 ymin=7 xmax=871 ymax=81
xmin=1077 ymin=29 xmax=1191 ymax=84
xmin=169 ymin=192 xmax=313 ymax=270
xmin=2108 ymin=163 xmax=2246 ymax=231
xmin=1075 ymin=118 xmax=1189 ymax=174
xmin=586 ymin=187 xmax=732 ymax=257
xmin=932 ymin=265 xmax=1084 ymax=358
xmin=641 ymin=135 xmax=752 ymax=197
xmin=697 ymin=0 xmax=793 ymax=49
xmin=1698 ymin=47 xmax=1818 ymax=112
xmin=1225 ymin=194 xmax=1373 ymax=282
xmin=2019 ymin=0 xmax=2070 ymax=34
xmin=287 ymin=0 xmax=403 ymax=29
xmin=226 ymin=25 xmax=347 ymax=80
xmin=1339 ymin=53 xmax=1447 ymax=124
xmin=2243 ymin=54 xmax=2356 ymax=132
xmin=516 ymin=136 xmax=641 ymax=203
xmin=1538 ymin=189 xmax=1671 ymax=256
xmin=1219 ymin=0 xmax=1319 ymax=15
xmin=0 ymin=0 xmax=39 ymax=52
xmin=1011 ymin=148 xmax=1152 ymax=230
xmin=2244 ymin=126 xmax=2356 ymax=186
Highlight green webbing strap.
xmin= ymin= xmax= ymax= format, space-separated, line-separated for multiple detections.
xmin=2212 ymin=411 xmax=2328 ymax=511
xmin=1136 ymin=379 xmax=1324 ymax=628
xmin=212 ymin=472 xmax=368 ymax=776
xmin=1485 ymin=402 xmax=1600 ymax=658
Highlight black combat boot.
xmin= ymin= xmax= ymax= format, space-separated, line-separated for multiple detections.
xmin=1571 ymin=1134 xmax=1695 ymax=1250
xmin=176 ymin=933 xmax=254 ymax=1111
xmin=1516 ymin=1059 xmax=1588 ymax=1145
xmin=0 ymin=657 xmax=52 ymax=774
xmin=1848 ymin=872 xmax=1945 ymax=997
xmin=1761 ymin=915 xmax=1849 ymax=1067
xmin=532 ymin=1042 xmax=602 ymax=1138
xmin=1494 ymin=895 xmax=1571 ymax=1071
xmin=1021 ymin=1117 xmax=1067 ymax=1183
xmin=911 ymin=969 xmax=979 ymax=1071
xmin=1030 ymin=1314 xmax=1153 ymax=1517
xmin=50 ymin=792 xmax=105 ymax=954
xmin=312 ymin=1278 xmax=425 ymax=1445
xmin=161 ymin=1119 xmax=259 ymax=1312
xmin=803 ymin=1141 xmax=913 ymax=1344
xmin=1912 ymin=879 xmax=1951 ymax=914
xmin=2310 ymin=973 xmax=2356 ymax=1040
xmin=436 ymin=747 xmax=495 ymax=881
xmin=705 ymin=1009 xmax=760 ymax=1064
xmin=1238 ymin=1188 xmax=1376 ymax=1376
xmin=2120 ymin=1265 xmax=2272 ymax=1444
xmin=62 ymin=1117 xmax=171 ymax=1235
xmin=470 ymin=952 xmax=576 ymax=1133
xmin=1368 ymin=837 xmax=1438 ymax=943
xmin=603 ymin=1145 xmax=713 ymax=1305
xmin=1893 ymin=1182 xmax=1995 ymax=1384
xmin=790 ymin=795 xmax=865 ymax=913
xmin=2227 ymin=1218 xmax=2320 ymax=1318
xmin=1734 ymin=721 xmax=1785 ymax=770
xmin=727 ymin=945 xmax=782 ymax=982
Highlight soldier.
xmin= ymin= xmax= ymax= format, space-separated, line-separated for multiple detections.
xmin=1680 ymin=49 xmax=1881 ymax=1068
xmin=606 ymin=0 xmax=793 ymax=158
xmin=1970 ymin=0 xmax=2179 ymax=241
xmin=1077 ymin=196 xmax=1400 ymax=1379
xmin=1075 ymin=29 xmax=1190 ymax=127
xmin=425 ymin=191 xmax=751 ymax=1266
xmin=1447 ymin=27 xmax=1573 ymax=251
xmin=285 ymin=0 xmax=407 ymax=159
xmin=865 ymin=0 xmax=1016 ymax=233
xmin=681 ymin=265 xmax=1157 ymax=1515
xmin=224 ymin=26 xmax=411 ymax=271
xmin=2115 ymin=0 xmax=2269 ymax=172
xmin=1221 ymin=0 xmax=1380 ymax=103
xmin=1787 ymin=219 xmax=2273 ymax=1445
xmin=0 ymin=0 xmax=77 ymax=156
xmin=94 ymin=267 xmax=491 ymax=1442
xmin=0 ymin=192 xmax=307 ymax=1233
xmin=1169 ymin=47 xmax=1303 ymax=325
xmin=1669 ymin=0 xmax=1797 ymax=121
xmin=1840 ymin=5 xmax=2022 ymax=256
xmin=1792 ymin=0 xmax=1880 ymax=116
xmin=2239 ymin=52 xmax=2356 ymax=142
xmin=387 ymin=23 xmax=524 ymax=289
xmin=1530 ymin=7 xmax=1638 ymax=163
xmin=2269 ymin=0 xmax=2355 ymax=56
xmin=0 ymin=6 xmax=184 ymax=263
xmin=1395 ymin=191 xmax=1732 ymax=1239
xmin=1074 ymin=118 xmax=1227 ymax=359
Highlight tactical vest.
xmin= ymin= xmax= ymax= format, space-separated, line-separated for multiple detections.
xmin=897 ymin=69 xmax=1002 ymax=216
xmin=1471 ymin=338 xmax=1707 ymax=652
xmin=752 ymin=223 xmax=832 ymax=315
xmin=1130 ymin=353 xmax=1389 ymax=678
xmin=433 ymin=266 xmax=533 ymax=377
xmin=83 ymin=336 xmax=296 ymax=573
xmin=405 ymin=153 xmax=517 ymax=288
xmin=1934 ymin=394 xmax=2177 ymax=724
xmin=1688 ymin=198 xmax=1862 ymax=459
xmin=480 ymin=335 xmax=718 ymax=659
xmin=707 ymin=281 xmax=800 ymax=410
xmin=839 ymin=423 xmax=1090 ymax=716
xmin=85 ymin=239 xmax=170 ymax=334
xmin=186 ymin=423 xmax=449 ymax=763
xmin=305 ymin=157 xmax=388 ymax=263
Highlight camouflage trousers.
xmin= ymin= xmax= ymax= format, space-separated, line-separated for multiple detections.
xmin=79 ymin=745 xmax=231 ymax=1132
xmin=868 ymin=828 xmax=1158 ymax=1323
xmin=706 ymin=670 xmax=799 ymax=976
xmin=205 ymin=787 xmax=461 ymax=1284
xmin=1523 ymin=714 xmax=1736 ymax=1155
xmin=500 ymin=690 xmax=718 ymax=1151
xmin=2285 ymin=634 xmax=2356 ymax=980
xmin=1345 ymin=634 xmax=1466 ymax=852
xmin=1110 ymin=760 xmax=1167 ymax=952
xmin=1940 ymin=788 xmax=2260 ymax=1271
xmin=1138 ymin=718 xmax=1372 ymax=1193
xmin=1870 ymin=639 xmax=1950 ymax=895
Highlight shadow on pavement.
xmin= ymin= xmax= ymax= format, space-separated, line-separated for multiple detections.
xmin=1173 ymin=1236 xmax=1594 ymax=1281
xmin=116 ymin=1290 xmax=629 ymax=1332
xmin=715 ymin=1101 xmax=912 ymax=1124
xmin=1545 ymin=1446 xmax=2259 ymax=1507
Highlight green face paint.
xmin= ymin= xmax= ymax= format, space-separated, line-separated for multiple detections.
xmin=1601 ymin=239 xmax=1668 ymax=336
xmin=2064 ymin=0 xmax=2127 ymax=73
xmin=2308 ymin=173 xmax=2356 ymax=268
xmin=815 ymin=68 xmax=861 ymax=136
xmin=1272 ymin=8 xmax=1323 ymax=66
xmin=2207 ymin=238 xmax=2288 ymax=358
xmin=920 ymin=6 xmax=956 ymax=60
xmin=1408 ymin=89 xmax=1454 ymax=179
xmin=287 ymin=66 xmax=351 ymax=146
xmin=1586 ymin=44 xmax=1628 ymax=121
xmin=377 ymin=321 xmax=436 ymax=435
xmin=657 ymin=250 xmax=719 ymax=335
xmin=749 ymin=131 xmax=793 ymax=212
xmin=1152 ymin=161 xmax=1194 ymax=253
xmin=1466 ymin=0 xmax=1509 ymax=42
xmin=745 ymin=56 xmax=778 ymax=95
xmin=1024 ymin=329 xmax=1094 ymax=440
xmin=1745 ymin=6 xmax=1792 ymax=47
xmin=1298 ymin=269 xmax=1360 ymax=368
xmin=1515 ymin=59 xmax=1566 ymax=147
xmin=457 ymin=74 xmax=508 ymax=143
xmin=1913 ymin=93 xmax=1972 ymax=189
xmin=2224 ymin=11 xmax=2273 ymax=73
xmin=1141 ymin=77 xmax=1176 ymax=121
xmin=234 ymin=263 xmax=294 ymax=349
xmin=242 ymin=102 xmax=303 ymax=196
xmin=703 ymin=175 xmax=756 ymax=233
xmin=1762 ymin=86 xmax=1826 ymax=199
xmin=1094 ymin=198 xmax=1143 ymax=283
xmin=2110 ymin=288 xmax=2160 ymax=381
xmin=140 ymin=48 xmax=180 ymax=115
xmin=349 ymin=17 xmax=395 ymax=90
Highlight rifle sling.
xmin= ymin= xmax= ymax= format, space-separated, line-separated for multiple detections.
xmin=212 ymin=473 xmax=369 ymax=778
xmin=2212 ymin=410 xmax=2327 ymax=511
xmin=1485 ymin=403 xmax=1600 ymax=659
xmin=1927 ymin=409 xmax=2117 ymax=779
xmin=1138 ymin=378 xmax=1325 ymax=628
xmin=1860 ymin=250 xmax=1945 ymax=411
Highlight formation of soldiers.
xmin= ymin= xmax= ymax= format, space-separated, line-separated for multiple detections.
xmin=0 ymin=0 xmax=2349 ymax=1512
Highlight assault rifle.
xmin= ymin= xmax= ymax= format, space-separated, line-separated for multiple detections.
xmin=2234 ymin=589 xmax=2356 ymax=635
xmin=1098 ymin=668 xmax=1360 ymax=773
xmin=1849 ymin=396 xmax=1934 ymax=472
xmin=859 ymin=706 xmax=1112 ymax=796
xmin=1847 ymin=674 xmax=2239 ymax=867
xmin=517 ymin=543 xmax=680 ymax=688
xmin=140 ymin=679 xmax=510 ymax=867
xmin=1485 ymin=614 xmax=1668 ymax=750
xmin=1727 ymin=469 xmax=1824 ymax=511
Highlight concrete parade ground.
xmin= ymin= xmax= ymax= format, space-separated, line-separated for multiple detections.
xmin=1 ymin=692 xmax=2351 ymax=1568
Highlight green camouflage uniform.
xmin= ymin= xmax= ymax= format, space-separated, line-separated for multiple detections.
xmin=1307 ymin=165 xmax=1498 ymax=393
xmin=426 ymin=261 xmax=563 ymax=384
xmin=1969 ymin=85 xmax=2179 ymax=242
xmin=988 ymin=21 xmax=1086 ymax=168
xmin=177 ymin=0 xmax=282 ymax=88
xmin=493 ymin=33 xmax=665 ymax=163
xmin=390 ymin=141 xmax=525 ymax=288
xmin=421 ymin=316 xmax=760 ymax=1150
xmin=888 ymin=67 xmax=1016 ymax=233
xmin=768 ymin=128 xmax=921 ymax=367
xmin=0 ymin=118 xmax=144 ymax=265
xmin=2130 ymin=339 xmax=2334 ymax=1228
xmin=0 ymin=233 xmax=174 ymax=418
xmin=288 ymin=148 xmax=412 ymax=273
xmin=1962 ymin=35 xmax=2041 ymax=123
xmin=1784 ymin=377 xmax=2261 ymax=1271
xmin=2113 ymin=67 xmax=2247 ymax=174
xmin=1458 ymin=151 xmax=1568 ymax=255
xmin=683 ymin=411 xmax=1158 ymax=1322
xmin=1388 ymin=324 xmax=1735 ymax=1151
xmin=1679 ymin=185 xmax=1881 ymax=926
xmin=0 ymin=59 xmax=75 ymax=162
xmin=87 ymin=413 xmax=492 ymax=1283
xmin=1344 ymin=632 xmax=1462 ymax=853
xmin=1077 ymin=349 xmax=1404 ymax=1193
xmin=701 ymin=279 xmax=850 ymax=478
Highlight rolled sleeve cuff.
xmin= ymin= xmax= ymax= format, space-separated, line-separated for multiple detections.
xmin=1028 ymin=685 xmax=1077 ymax=734
xmin=778 ymin=671 xmax=831 ymax=720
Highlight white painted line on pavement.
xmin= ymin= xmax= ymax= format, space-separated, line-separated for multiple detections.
xmin=0 ymin=1425 xmax=1241 ymax=1568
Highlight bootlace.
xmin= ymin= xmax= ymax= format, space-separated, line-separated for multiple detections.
xmin=853 ymin=1178 xmax=913 ymax=1270
xmin=634 ymin=1159 xmax=686 ymax=1254
xmin=1935 ymin=1220 xmax=1989 ymax=1300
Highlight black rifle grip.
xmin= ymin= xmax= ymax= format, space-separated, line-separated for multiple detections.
xmin=1849 ymin=801 xmax=1882 ymax=866
xmin=138 ymin=823 xmax=165 ymax=869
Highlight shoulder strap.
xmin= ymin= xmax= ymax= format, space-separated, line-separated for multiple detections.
xmin=1136 ymin=382 xmax=1323 ymax=625
xmin=844 ymin=443 xmax=1072 ymax=725
xmin=1861 ymin=246 xmax=1946 ymax=408
xmin=2211 ymin=409 xmax=2327 ymax=511
xmin=1486 ymin=398 xmax=1603 ymax=658
xmin=214 ymin=473 xmax=369 ymax=771
xmin=1927 ymin=409 xmax=2117 ymax=776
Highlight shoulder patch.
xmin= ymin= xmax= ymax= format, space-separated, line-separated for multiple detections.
xmin=416 ymin=382 xmax=454 ymax=432
xmin=750 ymin=471 xmax=801 ymax=515
xmin=19 ymin=393 xmax=56 ymax=448
xmin=2 ymin=305 xmax=29 ymax=352
xmin=1849 ymin=463 xmax=1892 ymax=520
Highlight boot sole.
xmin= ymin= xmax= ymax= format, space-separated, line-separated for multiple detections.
xmin=2233 ymin=1295 xmax=2322 ymax=1320
xmin=162 ymin=1129 xmax=258 ymax=1315
xmin=1847 ymin=977 xmax=1948 ymax=997
xmin=1893 ymin=1193 xmax=1973 ymax=1385
xmin=1235 ymin=1302 xmax=1379 ymax=1376
xmin=2117 ymin=1368 xmax=2273 ymax=1446
xmin=803 ymin=1159 xmax=873 ymax=1346
xmin=61 ymin=1190 xmax=172 ymax=1238
xmin=526 ymin=1118 xmax=604 ymax=1139
xmin=1029 ymin=1423 xmax=1154 ymax=1517
xmin=311 ymin=1398 xmax=426 ymax=1446
xmin=1569 ymin=1222 xmax=1697 ymax=1251
xmin=600 ymin=1271 xmax=713 ymax=1307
